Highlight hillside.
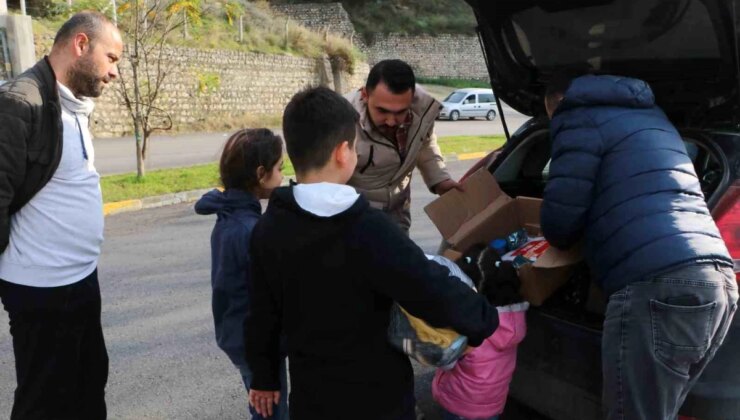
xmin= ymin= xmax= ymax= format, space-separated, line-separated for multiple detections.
xmin=23 ymin=0 xmax=362 ymax=69
xmin=273 ymin=0 xmax=477 ymax=39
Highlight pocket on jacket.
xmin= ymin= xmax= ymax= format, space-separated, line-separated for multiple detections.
xmin=650 ymin=299 xmax=717 ymax=376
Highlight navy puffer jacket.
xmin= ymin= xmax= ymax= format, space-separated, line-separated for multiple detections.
xmin=195 ymin=189 xmax=261 ymax=367
xmin=541 ymin=75 xmax=732 ymax=296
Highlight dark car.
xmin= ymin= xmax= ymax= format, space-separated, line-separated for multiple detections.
xmin=458 ymin=0 xmax=740 ymax=419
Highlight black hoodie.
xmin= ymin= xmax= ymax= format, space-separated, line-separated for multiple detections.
xmin=245 ymin=185 xmax=498 ymax=419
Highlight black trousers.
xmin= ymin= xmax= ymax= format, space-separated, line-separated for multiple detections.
xmin=0 ymin=269 xmax=108 ymax=420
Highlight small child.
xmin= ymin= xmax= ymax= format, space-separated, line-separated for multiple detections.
xmin=195 ymin=128 xmax=289 ymax=420
xmin=433 ymin=246 xmax=529 ymax=420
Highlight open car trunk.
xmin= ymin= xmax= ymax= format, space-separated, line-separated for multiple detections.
xmin=464 ymin=0 xmax=740 ymax=126
xmin=460 ymin=1 xmax=740 ymax=417
xmin=482 ymin=120 xmax=738 ymax=419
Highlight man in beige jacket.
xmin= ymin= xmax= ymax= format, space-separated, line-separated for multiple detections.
xmin=346 ymin=59 xmax=460 ymax=233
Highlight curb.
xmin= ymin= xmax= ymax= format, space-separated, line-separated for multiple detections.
xmin=102 ymin=151 xmax=490 ymax=217
xmin=103 ymin=188 xmax=214 ymax=216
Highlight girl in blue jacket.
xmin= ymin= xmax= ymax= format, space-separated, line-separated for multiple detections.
xmin=196 ymin=128 xmax=288 ymax=420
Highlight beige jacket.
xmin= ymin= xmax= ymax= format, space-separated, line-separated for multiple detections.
xmin=346 ymin=86 xmax=451 ymax=231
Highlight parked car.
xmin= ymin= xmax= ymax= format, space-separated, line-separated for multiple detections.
xmin=438 ymin=88 xmax=497 ymax=121
xmin=455 ymin=0 xmax=740 ymax=419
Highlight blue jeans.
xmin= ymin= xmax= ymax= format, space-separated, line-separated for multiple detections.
xmin=440 ymin=408 xmax=500 ymax=420
xmin=602 ymin=263 xmax=738 ymax=420
xmin=237 ymin=358 xmax=289 ymax=420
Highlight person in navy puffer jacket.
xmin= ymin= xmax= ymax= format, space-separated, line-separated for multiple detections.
xmin=541 ymin=74 xmax=738 ymax=420
xmin=195 ymin=128 xmax=289 ymax=420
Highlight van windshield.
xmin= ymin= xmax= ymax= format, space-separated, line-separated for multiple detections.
xmin=443 ymin=92 xmax=467 ymax=103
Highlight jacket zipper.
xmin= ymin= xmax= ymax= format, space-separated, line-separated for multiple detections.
xmin=359 ymin=145 xmax=375 ymax=174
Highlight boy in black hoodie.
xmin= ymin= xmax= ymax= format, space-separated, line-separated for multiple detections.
xmin=245 ymin=87 xmax=499 ymax=420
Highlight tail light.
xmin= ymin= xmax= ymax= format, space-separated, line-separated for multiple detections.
xmin=712 ymin=180 xmax=740 ymax=281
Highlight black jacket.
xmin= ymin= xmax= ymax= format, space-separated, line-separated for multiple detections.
xmin=0 ymin=58 xmax=64 ymax=253
xmin=245 ymin=186 xmax=498 ymax=419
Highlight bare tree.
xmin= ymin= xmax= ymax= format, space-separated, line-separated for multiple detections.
xmin=167 ymin=0 xmax=201 ymax=39
xmin=116 ymin=0 xmax=187 ymax=178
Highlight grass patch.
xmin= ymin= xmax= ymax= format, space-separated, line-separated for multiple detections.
xmin=438 ymin=135 xmax=505 ymax=155
xmin=101 ymin=160 xmax=297 ymax=203
xmin=417 ymin=77 xmax=491 ymax=89
xmin=100 ymin=135 xmax=502 ymax=203
xmin=101 ymin=163 xmax=221 ymax=203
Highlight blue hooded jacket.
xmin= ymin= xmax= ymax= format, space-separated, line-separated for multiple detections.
xmin=541 ymin=75 xmax=732 ymax=296
xmin=195 ymin=188 xmax=262 ymax=367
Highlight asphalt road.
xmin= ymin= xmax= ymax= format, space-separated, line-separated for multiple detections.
xmin=0 ymin=158 xmax=546 ymax=419
xmin=94 ymin=106 xmax=529 ymax=175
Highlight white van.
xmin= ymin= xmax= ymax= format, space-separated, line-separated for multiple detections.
xmin=438 ymin=88 xmax=497 ymax=121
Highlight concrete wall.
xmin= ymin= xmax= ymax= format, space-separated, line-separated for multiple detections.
xmin=0 ymin=28 xmax=10 ymax=81
xmin=35 ymin=38 xmax=369 ymax=138
xmin=271 ymin=2 xmax=490 ymax=81
xmin=364 ymin=33 xmax=488 ymax=81
xmin=0 ymin=14 xmax=35 ymax=78
xmin=271 ymin=2 xmax=356 ymax=40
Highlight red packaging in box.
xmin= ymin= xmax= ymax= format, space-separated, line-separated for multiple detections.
xmin=502 ymin=238 xmax=550 ymax=263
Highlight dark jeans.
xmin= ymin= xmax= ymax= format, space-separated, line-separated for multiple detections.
xmin=0 ymin=270 xmax=109 ymax=420
xmin=602 ymin=263 xmax=738 ymax=420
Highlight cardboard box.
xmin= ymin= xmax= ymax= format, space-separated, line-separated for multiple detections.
xmin=424 ymin=168 xmax=582 ymax=306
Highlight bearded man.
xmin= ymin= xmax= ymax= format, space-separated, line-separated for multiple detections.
xmin=0 ymin=11 xmax=123 ymax=420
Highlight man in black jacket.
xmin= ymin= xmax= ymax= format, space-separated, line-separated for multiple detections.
xmin=0 ymin=12 xmax=122 ymax=420
xmin=246 ymin=86 xmax=498 ymax=420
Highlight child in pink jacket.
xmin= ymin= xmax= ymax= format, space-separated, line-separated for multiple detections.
xmin=433 ymin=247 xmax=529 ymax=420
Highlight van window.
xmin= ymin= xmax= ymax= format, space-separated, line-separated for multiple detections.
xmin=464 ymin=95 xmax=477 ymax=104
xmin=479 ymin=93 xmax=495 ymax=103
xmin=443 ymin=92 xmax=467 ymax=103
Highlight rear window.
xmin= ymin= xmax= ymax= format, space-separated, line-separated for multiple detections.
xmin=444 ymin=92 xmax=467 ymax=103
xmin=505 ymin=0 xmax=721 ymax=72
xmin=479 ymin=93 xmax=495 ymax=103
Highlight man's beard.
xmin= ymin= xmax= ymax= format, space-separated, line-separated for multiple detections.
xmin=68 ymin=55 xmax=109 ymax=98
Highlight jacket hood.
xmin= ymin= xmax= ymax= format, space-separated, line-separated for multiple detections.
xmin=271 ymin=185 xmax=369 ymax=219
xmin=194 ymin=189 xmax=261 ymax=216
xmin=557 ymin=75 xmax=655 ymax=114
xmin=292 ymin=182 xmax=360 ymax=217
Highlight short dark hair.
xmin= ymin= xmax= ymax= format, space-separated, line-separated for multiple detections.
xmin=544 ymin=69 xmax=587 ymax=113
xmin=219 ymin=128 xmax=283 ymax=191
xmin=366 ymin=59 xmax=416 ymax=94
xmin=54 ymin=11 xmax=112 ymax=47
xmin=282 ymin=86 xmax=359 ymax=174
xmin=477 ymin=248 xmax=523 ymax=307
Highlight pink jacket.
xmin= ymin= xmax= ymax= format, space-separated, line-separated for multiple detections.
xmin=432 ymin=302 xmax=529 ymax=418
